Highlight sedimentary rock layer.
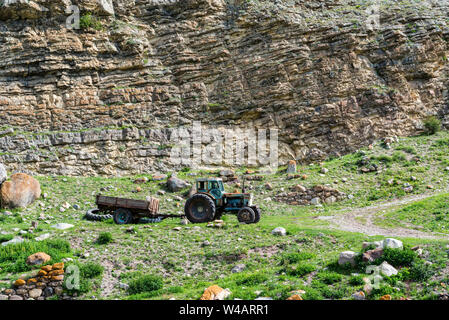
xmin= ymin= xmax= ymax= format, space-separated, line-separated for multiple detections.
xmin=0 ymin=0 xmax=448 ymax=175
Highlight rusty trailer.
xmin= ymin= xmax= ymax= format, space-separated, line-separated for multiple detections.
xmin=93 ymin=195 xmax=183 ymax=224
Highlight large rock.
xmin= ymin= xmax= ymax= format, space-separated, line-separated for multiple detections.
xmin=379 ymin=261 xmax=398 ymax=277
xmin=0 ymin=173 xmax=41 ymax=208
xmin=26 ymin=252 xmax=51 ymax=266
xmin=167 ymin=176 xmax=189 ymax=192
xmin=383 ymin=238 xmax=403 ymax=249
xmin=0 ymin=163 xmax=6 ymax=185
xmin=338 ymin=251 xmax=357 ymax=266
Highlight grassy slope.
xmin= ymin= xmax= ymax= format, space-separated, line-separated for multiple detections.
xmin=1 ymin=132 xmax=449 ymax=299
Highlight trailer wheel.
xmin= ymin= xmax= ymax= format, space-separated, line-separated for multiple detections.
xmin=251 ymin=207 xmax=261 ymax=224
xmin=85 ymin=208 xmax=113 ymax=221
xmin=237 ymin=207 xmax=256 ymax=224
xmin=184 ymin=194 xmax=215 ymax=223
xmin=113 ymin=208 xmax=134 ymax=225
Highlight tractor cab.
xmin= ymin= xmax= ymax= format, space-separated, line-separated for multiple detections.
xmin=196 ymin=178 xmax=224 ymax=199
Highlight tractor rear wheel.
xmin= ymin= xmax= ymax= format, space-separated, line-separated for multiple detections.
xmin=237 ymin=207 xmax=256 ymax=224
xmin=252 ymin=207 xmax=261 ymax=224
xmin=113 ymin=208 xmax=134 ymax=225
xmin=185 ymin=194 xmax=216 ymax=223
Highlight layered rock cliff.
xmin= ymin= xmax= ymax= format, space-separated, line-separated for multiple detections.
xmin=0 ymin=0 xmax=448 ymax=175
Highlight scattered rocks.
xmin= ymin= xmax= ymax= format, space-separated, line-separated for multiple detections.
xmin=0 ymin=173 xmax=41 ymax=208
xmin=26 ymin=252 xmax=51 ymax=266
xmin=271 ymin=227 xmax=286 ymax=236
xmin=6 ymin=263 xmax=65 ymax=300
xmin=275 ymin=185 xmax=345 ymax=206
xmin=207 ymin=220 xmax=224 ymax=228
xmin=338 ymin=251 xmax=357 ymax=266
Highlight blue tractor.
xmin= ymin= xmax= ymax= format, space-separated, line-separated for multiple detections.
xmin=184 ymin=177 xmax=261 ymax=224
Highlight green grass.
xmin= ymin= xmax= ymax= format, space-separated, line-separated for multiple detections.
xmin=2 ymin=131 xmax=449 ymax=299
xmin=0 ymin=239 xmax=72 ymax=273
xmin=378 ymin=193 xmax=449 ymax=233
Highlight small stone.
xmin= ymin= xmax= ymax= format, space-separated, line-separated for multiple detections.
xmin=0 ymin=294 xmax=8 ymax=300
xmin=352 ymin=291 xmax=365 ymax=300
xmin=202 ymin=240 xmax=211 ymax=247
xmin=231 ymin=264 xmax=246 ymax=273
xmin=172 ymin=227 xmax=182 ymax=231
xmin=271 ymin=227 xmax=287 ymax=236
xmin=14 ymin=279 xmax=26 ymax=287
xmin=286 ymin=160 xmax=297 ymax=174
xmin=310 ymin=197 xmax=321 ymax=205
xmin=338 ymin=251 xmax=357 ymax=266
xmin=320 ymin=167 xmax=329 ymax=174
xmin=380 ymin=294 xmax=392 ymax=300
xmin=287 ymin=294 xmax=303 ymax=300
xmin=29 ymin=288 xmax=42 ymax=299
xmin=51 ymin=223 xmax=74 ymax=230
xmin=119 ymin=283 xmax=129 ymax=290
xmin=9 ymin=295 xmax=23 ymax=300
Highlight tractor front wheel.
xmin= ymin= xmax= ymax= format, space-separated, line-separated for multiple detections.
xmin=185 ymin=194 xmax=216 ymax=223
xmin=237 ymin=207 xmax=256 ymax=224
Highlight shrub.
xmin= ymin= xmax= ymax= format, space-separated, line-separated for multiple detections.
xmin=349 ymin=274 xmax=365 ymax=286
xmin=283 ymin=263 xmax=316 ymax=277
xmin=380 ymin=248 xmax=418 ymax=267
xmin=315 ymin=271 xmax=343 ymax=285
xmin=96 ymin=232 xmax=113 ymax=245
xmin=63 ymin=262 xmax=104 ymax=294
xmin=0 ymin=234 xmax=13 ymax=244
xmin=234 ymin=272 xmax=269 ymax=286
xmin=79 ymin=13 xmax=102 ymax=30
xmin=423 ymin=116 xmax=441 ymax=135
xmin=128 ymin=275 xmax=163 ymax=294
xmin=408 ymin=261 xmax=434 ymax=281
xmin=280 ymin=252 xmax=315 ymax=265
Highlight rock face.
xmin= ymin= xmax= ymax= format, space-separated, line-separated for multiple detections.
xmin=0 ymin=1 xmax=448 ymax=175
xmin=0 ymin=173 xmax=41 ymax=208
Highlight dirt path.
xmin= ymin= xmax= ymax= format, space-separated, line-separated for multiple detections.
xmin=321 ymin=193 xmax=449 ymax=240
